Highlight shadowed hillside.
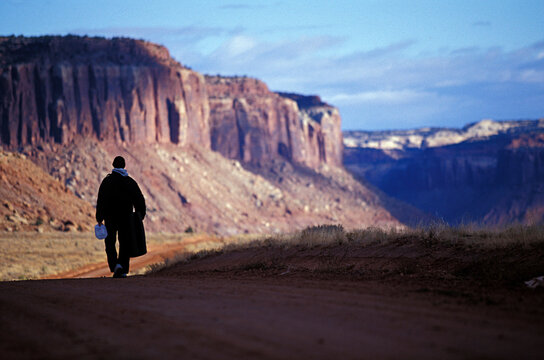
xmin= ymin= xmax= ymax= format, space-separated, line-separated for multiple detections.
xmin=344 ymin=119 xmax=544 ymax=225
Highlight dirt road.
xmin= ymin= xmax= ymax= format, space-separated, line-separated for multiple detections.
xmin=42 ymin=242 xmax=188 ymax=279
xmin=1 ymin=273 xmax=543 ymax=359
xmin=3 ymin=235 xmax=544 ymax=359
xmin=42 ymin=235 xmax=222 ymax=279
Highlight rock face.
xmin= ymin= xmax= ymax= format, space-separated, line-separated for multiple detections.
xmin=279 ymin=92 xmax=343 ymax=167
xmin=0 ymin=36 xmax=342 ymax=170
xmin=206 ymin=77 xmax=342 ymax=168
xmin=344 ymin=119 xmax=544 ymax=150
xmin=496 ymin=134 xmax=544 ymax=186
xmin=344 ymin=121 xmax=544 ymax=225
xmin=0 ymin=36 xmax=399 ymax=234
xmin=0 ymin=36 xmax=210 ymax=148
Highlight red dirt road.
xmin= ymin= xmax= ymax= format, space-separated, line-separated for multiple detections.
xmin=3 ymin=238 xmax=544 ymax=359
xmin=42 ymin=243 xmax=188 ymax=279
xmin=1 ymin=273 xmax=543 ymax=359
xmin=43 ymin=236 xmax=221 ymax=279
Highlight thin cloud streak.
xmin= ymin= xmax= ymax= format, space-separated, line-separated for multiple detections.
xmin=328 ymin=90 xmax=434 ymax=105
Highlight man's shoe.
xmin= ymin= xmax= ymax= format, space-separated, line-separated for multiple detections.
xmin=113 ymin=264 xmax=124 ymax=278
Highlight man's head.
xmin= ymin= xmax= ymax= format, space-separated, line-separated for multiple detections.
xmin=112 ymin=156 xmax=126 ymax=169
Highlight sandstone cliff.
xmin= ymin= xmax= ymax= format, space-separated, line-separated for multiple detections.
xmin=206 ymin=77 xmax=342 ymax=168
xmin=278 ymin=92 xmax=343 ymax=167
xmin=1 ymin=36 xmax=342 ymax=170
xmin=0 ymin=36 xmax=210 ymax=148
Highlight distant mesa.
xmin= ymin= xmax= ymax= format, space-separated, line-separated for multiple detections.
xmin=343 ymin=118 xmax=544 ymax=151
xmin=343 ymin=118 xmax=544 ymax=226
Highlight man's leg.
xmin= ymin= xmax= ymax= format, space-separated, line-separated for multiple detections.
xmin=104 ymin=222 xmax=118 ymax=273
xmin=117 ymin=219 xmax=131 ymax=274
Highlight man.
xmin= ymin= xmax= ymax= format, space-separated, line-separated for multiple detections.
xmin=96 ymin=156 xmax=146 ymax=278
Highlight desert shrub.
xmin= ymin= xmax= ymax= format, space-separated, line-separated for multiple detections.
xmin=188 ymin=248 xmax=223 ymax=260
xmin=290 ymin=224 xmax=346 ymax=247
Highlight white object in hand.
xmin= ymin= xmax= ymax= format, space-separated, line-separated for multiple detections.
xmin=94 ymin=224 xmax=108 ymax=239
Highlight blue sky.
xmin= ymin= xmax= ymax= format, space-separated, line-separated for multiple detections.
xmin=1 ymin=0 xmax=543 ymax=130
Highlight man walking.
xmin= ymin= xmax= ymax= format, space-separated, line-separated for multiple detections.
xmin=96 ymin=156 xmax=146 ymax=278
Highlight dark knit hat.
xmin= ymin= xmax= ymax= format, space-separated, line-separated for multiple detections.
xmin=112 ymin=156 xmax=125 ymax=169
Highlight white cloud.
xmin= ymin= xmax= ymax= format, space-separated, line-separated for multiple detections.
xmin=217 ymin=35 xmax=256 ymax=57
xmin=327 ymin=90 xmax=432 ymax=105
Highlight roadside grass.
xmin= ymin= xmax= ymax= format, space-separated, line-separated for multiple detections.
xmin=267 ymin=222 xmax=544 ymax=248
xmin=3 ymin=223 xmax=543 ymax=281
xmin=0 ymin=231 xmax=203 ymax=281
xmin=346 ymin=222 xmax=544 ymax=248
xmin=164 ymin=222 xmax=544 ymax=265
xmin=148 ymin=223 xmax=544 ymax=289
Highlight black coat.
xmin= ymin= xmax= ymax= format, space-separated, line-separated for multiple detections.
xmin=96 ymin=172 xmax=146 ymax=223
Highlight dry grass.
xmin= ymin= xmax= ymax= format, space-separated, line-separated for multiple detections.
xmin=0 ymin=231 xmax=201 ymax=281
xmin=398 ymin=222 xmax=544 ymax=248
xmin=149 ymin=223 xmax=544 ymax=290
xmin=178 ymin=222 xmax=544 ymax=263
xmin=4 ymin=223 xmax=544 ymax=281
xmin=0 ymin=232 xmax=99 ymax=281
xmin=282 ymin=222 xmax=544 ymax=248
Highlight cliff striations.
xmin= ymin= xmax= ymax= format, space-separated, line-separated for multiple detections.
xmin=1 ymin=36 xmax=342 ymax=169
xmin=0 ymin=36 xmax=210 ymax=148
xmin=206 ymin=77 xmax=342 ymax=168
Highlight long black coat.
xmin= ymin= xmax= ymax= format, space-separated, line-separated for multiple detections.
xmin=96 ymin=172 xmax=146 ymax=223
